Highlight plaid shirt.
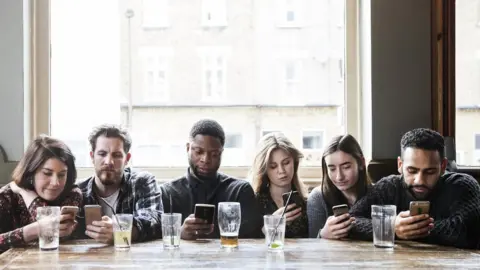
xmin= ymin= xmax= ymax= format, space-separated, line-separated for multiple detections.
xmin=349 ymin=172 xmax=480 ymax=249
xmin=74 ymin=167 xmax=164 ymax=242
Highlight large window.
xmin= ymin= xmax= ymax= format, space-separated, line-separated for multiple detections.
xmin=39 ymin=0 xmax=358 ymax=180
xmin=456 ymin=1 xmax=480 ymax=166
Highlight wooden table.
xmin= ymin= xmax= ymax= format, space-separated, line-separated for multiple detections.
xmin=1 ymin=239 xmax=480 ymax=269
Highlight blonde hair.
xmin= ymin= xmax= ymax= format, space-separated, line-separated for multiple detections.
xmin=250 ymin=133 xmax=308 ymax=199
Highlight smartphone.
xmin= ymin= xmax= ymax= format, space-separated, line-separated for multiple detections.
xmin=409 ymin=201 xmax=430 ymax=216
xmin=84 ymin=205 xmax=102 ymax=226
xmin=194 ymin=204 xmax=215 ymax=224
xmin=332 ymin=204 xmax=349 ymax=217
xmin=282 ymin=191 xmax=303 ymax=210
xmin=61 ymin=206 xmax=79 ymax=217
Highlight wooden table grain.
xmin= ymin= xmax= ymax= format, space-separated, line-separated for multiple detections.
xmin=1 ymin=239 xmax=480 ymax=269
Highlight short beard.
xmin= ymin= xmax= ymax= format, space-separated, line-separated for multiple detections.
xmin=407 ymin=185 xmax=431 ymax=200
xmin=96 ymin=170 xmax=121 ymax=186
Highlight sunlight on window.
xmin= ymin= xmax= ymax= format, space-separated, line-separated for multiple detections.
xmin=50 ymin=0 xmax=346 ymax=168
xmin=456 ymin=0 xmax=480 ymax=166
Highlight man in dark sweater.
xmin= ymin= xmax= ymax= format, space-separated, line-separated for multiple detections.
xmin=159 ymin=119 xmax=262 ymax=240
xmin=350 ymin=128 xmax=480 ymax=249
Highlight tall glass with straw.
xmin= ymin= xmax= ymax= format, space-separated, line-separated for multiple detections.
xmin=162 ymin=195 xmax=181 ymax=249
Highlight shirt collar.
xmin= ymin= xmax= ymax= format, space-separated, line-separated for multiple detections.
xmin=186 ymin=167 xmax=220 ymax=189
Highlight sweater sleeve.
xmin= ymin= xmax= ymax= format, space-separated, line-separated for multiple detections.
xmin=423 ymin=174 xmax=480 ymax=249
xmin=307 ymin=188 xmax=329 ymax=238
xmin=0 ymin=192 xmax=26 ymax=253
xmin=349 ymin=177 xmax=397 ymax=240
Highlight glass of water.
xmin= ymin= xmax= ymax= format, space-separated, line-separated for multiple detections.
xmin=112 ymin=214 xmax=133 ymax=250
xmin=264 ymin=215 xmax=286 ymax=251
xmin=161 ymin=213 xmax=182 ymax=249
xmin=371 ymin=205 xmax=396 ymax=248
xmin=218 ymin=202 xmax=241 ymax=249
xmin=36 ymin=206 xmax=60 ymax=251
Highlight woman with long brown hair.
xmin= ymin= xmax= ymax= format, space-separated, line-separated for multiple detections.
xmin=0 ymin=135 xmax=82 ymax=253
xmin=307 ymin=134 xmax=371 ymax=238
xmin=250 ymin=132 xmax=308 ymax=238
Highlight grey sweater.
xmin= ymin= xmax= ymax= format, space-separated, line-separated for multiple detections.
xmin=306 ymin=188 xmax=329 ymax=238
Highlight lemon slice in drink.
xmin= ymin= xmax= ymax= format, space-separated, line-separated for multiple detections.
xmin=270 ymin=242 xmax=282 ymax=249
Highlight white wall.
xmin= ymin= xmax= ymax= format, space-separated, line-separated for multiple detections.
xmin=0 ymin=0 xmax=27 ymax=161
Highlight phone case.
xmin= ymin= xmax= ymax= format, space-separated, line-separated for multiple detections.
xmin=61 ymin=206 xmax=79 ymax=216
xmin=282 ymin=191 xmax=303 ymax=209
xmin=84 ymin=205 xmax=102 ymax=226
xmin=332 ymin=204 xmax=349 ymax=217
xmin=409 ymin=201 xmax=430 ymax=216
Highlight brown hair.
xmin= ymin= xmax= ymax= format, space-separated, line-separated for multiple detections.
xmin=321 ymin=134 xmax=370 ymax=208
xmin=88 ymin=124 xmax=132 ymax=153
xmin=250 ymin=133 xmax=308 ymax=199
xmin=12 ymin=135 xmax=77 ymax=201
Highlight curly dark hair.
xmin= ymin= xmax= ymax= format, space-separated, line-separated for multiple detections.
xmin=189 ymin=119 xmax=225 ymax=146
xmin=88 ymin=124 xmax=132 ymax=153
xmin=400 ymin=128 xmax=445 ymax=159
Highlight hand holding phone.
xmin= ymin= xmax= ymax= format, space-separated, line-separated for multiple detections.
xmin=60 ymin=206 xmax=79 ymax=222
xmin=194 ymin=204 xmax=215 ymax=224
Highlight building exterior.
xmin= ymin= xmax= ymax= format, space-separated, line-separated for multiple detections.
xmin=50 ymin=0 xmax=479 ymax=168
xmin=456 ymin=0 xmax=480 ymax=166
xmin=116 ymin=0 xmax=346 ymax=168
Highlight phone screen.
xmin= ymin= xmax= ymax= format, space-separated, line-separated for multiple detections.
xmin=282 ymin=191 xmax=303 ymax=209
xmin=194 ymin=204 xmax=215 ymax=224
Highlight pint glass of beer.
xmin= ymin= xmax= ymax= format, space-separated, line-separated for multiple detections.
xmin=218 ymin=202 xmax=241 ymax=248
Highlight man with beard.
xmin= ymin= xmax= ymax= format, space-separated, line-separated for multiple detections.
xmin=160 ymin=119 xmax=262 ymax=240
xmin=349 ymin=128 xmax=480 ymax=249
xmin=74 ymin=124 xmax=163 ymax=243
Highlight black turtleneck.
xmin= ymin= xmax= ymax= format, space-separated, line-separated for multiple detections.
xmin=159 ymin=169 xmax=263 ymax=238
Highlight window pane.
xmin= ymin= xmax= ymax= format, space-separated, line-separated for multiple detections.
xmin=302 ymin=131 xmax=324 ymax=150
xmin=456 ymin=1 xmax=480 ymax=166
xmin=50 ymin=0 xmax=346 ymax=167
xmin=225 ymin=133 xmax=243 ymax=148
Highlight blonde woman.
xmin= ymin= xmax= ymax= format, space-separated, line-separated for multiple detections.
xmin=250 ymin=132 xmax=308 ymax=238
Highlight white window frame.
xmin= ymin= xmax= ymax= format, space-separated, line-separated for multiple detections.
xmin=301 ymin=130 xmax=326 ymax=151
xmin=30 ymin=0 xmax=361 ymax=184
xmin=223 ymin=133 xmax=245 ymax=166
xmin=139 ymin=47 xmax=173 ymax=103
xmin=276 ymin=0 xmax=304 ymax=28
xmin=456 ymin=150 xmax=465 ymax=165
xmin=225 ymin=133 xmax=243 ymax=149
xmin=474 ymin=134 xmax=480 ymax=165
xmin=201 ymin=0 xmax=228 ymax=27
xmin=284 ymin=59 xmax=302 ymax=99
xmin=198 ymin=47 xmax=230 ymax=102
xmin=141 ymin=0 xmax=170 ymax=29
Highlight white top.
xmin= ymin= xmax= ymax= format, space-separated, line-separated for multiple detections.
xmin=97 ymin=189 xmax=120 ymax=218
